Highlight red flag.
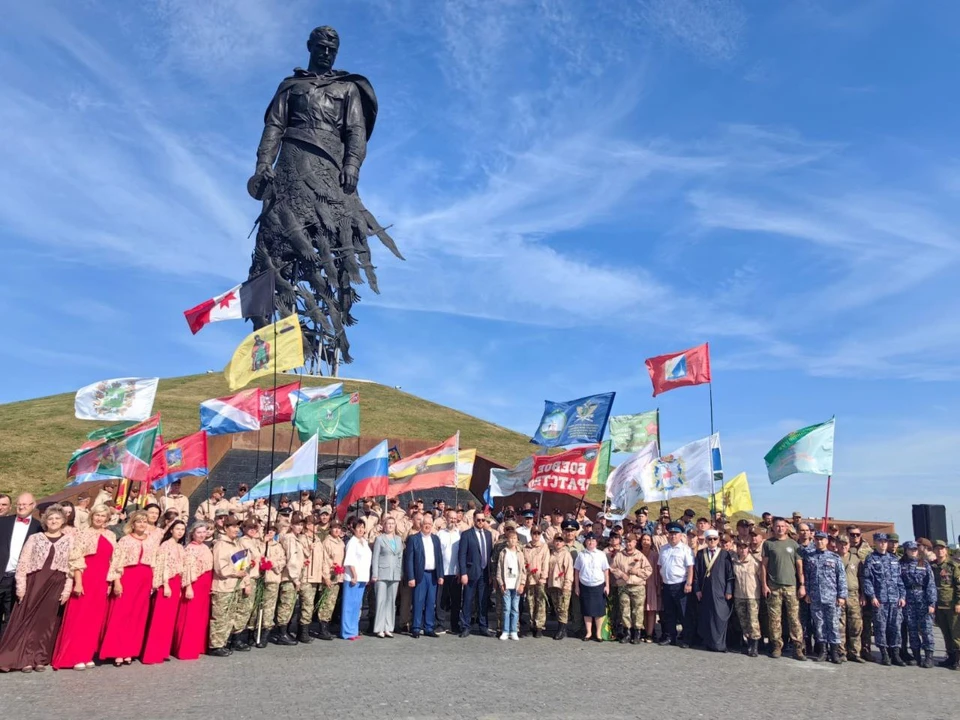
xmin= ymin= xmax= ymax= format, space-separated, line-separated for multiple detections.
xmin=183 ymin=271 xmax=275 ymax=334
xmin=147 ymin=434 xmax=167 ymax=488
xmin=154 ymin=431 xmax=209 ymax=490
xmin=529 ymin=445 xmax=600 ymax=497
xmin=260 ymin=381 xmax=301 ymax=426
xmin=644 ymin=342 xmax=711 ymax=396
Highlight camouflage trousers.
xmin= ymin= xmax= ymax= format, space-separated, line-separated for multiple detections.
xmin=872 ymin=601 xmax=902 ymax=648
xmin=234 ymin=587 xmax=255 ymax=633
xmin=300 ymin=582 xmax=319 ymax=625
xmin=250 ymin=582 xmax=279 ymax=630
xmin=935 ymin=607 xmax=960 ymax=653
xmin=276 ymin=581 xmax=298 ymax=626
xmin=766 ymin=585 xmax=803 ymax=650
xmin=618 ymin=585 xmax=646 ymax=630
xmin=904 ymin=600 xmax=935 ymax=651
xmin=734 ymin=598 xmax=761 ymax=640
xmin=526 ymin=584 xmax=548 ymax=630
xmin=839 ymin=601 xmax=863 ymax=655
xmin=810 ymin=601 xmax=841 ymax=644
xmin=548 ymin=588 xmax=571 ymax=624
xmin=209 ymin=591 xmax=245 ymax=649
xmin=316 ymin=583 xmax=341 ymax=623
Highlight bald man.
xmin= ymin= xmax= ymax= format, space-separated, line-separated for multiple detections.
xmin=0 ymin=493 xmax=42 ymax=636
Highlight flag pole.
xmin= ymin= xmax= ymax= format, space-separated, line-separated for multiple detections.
xmin=822 ymin=475 xmax=832 ymax=532
xmin=655 ymin=409 xmax=668 ymax=515
xmin=708 ymin=382 xmax=716 ymax=514
xmin=332 ymin=438 xmax=341 ymax=507
xmin=266 ymin=312 xmax=280 ymax=529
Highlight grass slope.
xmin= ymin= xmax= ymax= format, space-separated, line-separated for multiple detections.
xmin=0 ymin=374 xmax=536 ymax=499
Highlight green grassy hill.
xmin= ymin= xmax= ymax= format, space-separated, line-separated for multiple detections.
xmin=0 ymin=374 xmax=536 ymax=499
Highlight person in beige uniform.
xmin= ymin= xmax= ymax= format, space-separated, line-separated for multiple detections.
xmin=522 ymin=526 xmax=551 ymax=637
xmin=208 ymin=516 xmax=251 ymax=657
xmin=74 ymin=494 xmax=92 ymax=531
xmin=315 ymin=521 xmax=346 ymax=640
xmin=543 ymin=513 xmax=564 ymax=544
xmin=547 ymin=534 xmax=574 ymax=640
xmin=732 ymin=539 xmax=763 ymax=656
xmin=195 ymin=487 xmax=231 ymax=523
xmin=611 ymin=533 xmax=653 ymax=644
xmin=237 ymin=519 xmax=264 ymax=648
xmin=227 ymin=485 xmax=253 ymax=517
xmin=160 ymin=481 xmax=190 ymax=521
xmin=93 ymin=482 xmax=117 ymax=510
xmin=290 ymin=491 xmax=313 ymax=516
xmin=272 ymin=514 xmax=305 ymax=645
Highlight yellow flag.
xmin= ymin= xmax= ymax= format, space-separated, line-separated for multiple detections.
xmin=224 ymin=315 xmax=304 ymax=391
xmin=709 ymin=472 xmax=753 ymax=515
xmin=456 ymin=448 xmax=477 ymax=490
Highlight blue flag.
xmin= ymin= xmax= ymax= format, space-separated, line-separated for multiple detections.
xmin=531 ymin=392 xmax=615 ymax=448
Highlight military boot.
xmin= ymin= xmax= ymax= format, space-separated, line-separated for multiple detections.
xmin=254 ymin=627 xmax=270 ymax=649
xmin=890 ymin=648 xmax=906 ymax=666
xmin=814 ymin=642 xmax=827 ymax=662
xmin=905 ymin=648 xmax=918 ymax=666
xmin=748 ymin=639 xmax=759 ymax=657
xmin=794 ymin=644 xmax=807 ymax=661
xmin=921 ymin=650 xmax=934 ymax=669
xmin=270 ymin=627 xmax=297 ymax=646
xmin=554 ymin=623 xmax=567 ymax=640
xmin=620 ymin=628 xmax=630 ymax=644
xmin=829 ymin=644 xmax=842 ymax=664
xmin=949 ymin=651 xmax=960 ymax=670
xmin=298 ymin=625 xmax=314 ymax=644
xmin=880 ymin=647 xmax=891 ymax=666
xmin=231 ymin=631 xmax=251 ymax=652
xmin=207 ymin=645 xmax=232 ymax=657
xmin=317 ymin=621 xmax=333 ymax=641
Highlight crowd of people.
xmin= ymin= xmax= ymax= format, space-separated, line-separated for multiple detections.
xmin=0 ymin=484 xmax=959 ymax=676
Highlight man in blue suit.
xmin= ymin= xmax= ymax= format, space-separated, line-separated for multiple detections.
xmin=458 ymin=510 xmax=494 ymax=637
xmin=404 ymin=513 xmax=444 ymax=638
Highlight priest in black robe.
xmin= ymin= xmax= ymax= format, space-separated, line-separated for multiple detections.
xmin=694 ymin=529 xmax=735 ymax=652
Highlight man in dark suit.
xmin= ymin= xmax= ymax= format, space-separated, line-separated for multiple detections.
xmin=458 ymin=510 xmax=494 ymax=637
xmin=0 ymin=493 xmax=41 ymax=637
xmin=404 ymin=514 xmax=444 ymax=639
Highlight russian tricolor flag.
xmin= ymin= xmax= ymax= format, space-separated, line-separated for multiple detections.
xmin=335 ymin=440 xmax=390 ymax=521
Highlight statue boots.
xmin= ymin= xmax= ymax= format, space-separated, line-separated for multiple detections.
xmin=921 ymin=650 xmax=934 ymax=669
xmin=829 ymin=644 xmax=842 ymax=664
xmin=880 ymin=647 xmax=891 ymax=666
xmin=747 ymin=639 xmax=759 ymax=657
xmin=814 ymin=642 xmax=827 ymax=662
xmin=890 ymin=648 xmax=906 ymax=666
xmin=317 ymin=621 xmax=333 ymax=641
xmin=553 ymin=623 xmax=567 ymax=641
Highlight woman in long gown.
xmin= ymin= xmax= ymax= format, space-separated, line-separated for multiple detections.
xmin=51 ymin=504 xmax=116 ymax=670
xmin=640 ymin=533 xmax=662 ymax=642
xmin=98 ymin=510 xmax=160 ymax=666
xmin=141 ymin=521 xmax=186 ymax=664
xmin=694 ymin=529 xmax=735 ymax=652
xmin=0 ymin=505 xmax=74 ymax=672
xmin=171 ymin=523 xmax=213 ymax=661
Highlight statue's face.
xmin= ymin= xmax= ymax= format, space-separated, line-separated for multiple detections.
xmin=309 ymin=40 xmax=338 ymax=73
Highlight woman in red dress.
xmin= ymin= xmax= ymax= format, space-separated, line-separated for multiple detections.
xmin=171 ymin=522 xmax=213 ymax=660
xmin=98 ymin=510 xmax=160 ymax=666
xmin=140 ymin=520 xmax=186 ymax=664
xmin=0 ymin=505 xmax=74 ymax=672
xmin=51 ymin=504 xmax=116 ymax=670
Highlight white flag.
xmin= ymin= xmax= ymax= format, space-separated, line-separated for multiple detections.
xmin=75 ymin=377 xmax=159 ymax=422
xmin=641 ymin=433 xmax=718 ymax=502
xmin=605 ymin=441 xmax=659 ymax=519
xmin=486 ymin=456 xmax=534 ymax=500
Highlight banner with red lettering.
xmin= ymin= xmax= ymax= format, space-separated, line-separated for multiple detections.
xmin=529 ymin=445 xmax=601 ymax=496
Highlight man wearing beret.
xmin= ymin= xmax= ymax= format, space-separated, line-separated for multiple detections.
xmin=932 ymin=539 xmax=960 ymax=669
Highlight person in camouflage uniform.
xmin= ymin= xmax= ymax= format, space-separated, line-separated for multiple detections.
xmin=862 ymin=533 xmax=906 ymax=666
xmin=521 ymin=526 xmax=550 ymax=637
xmin=207 ymin=517 xmax=251 ymax=657
xmin=932 ymin=539 xmax=960 ymax=669
xmin=899 ymin=541 xmax=937 ymax=668
xmin=847 ymin=525 xmax=873 ymax=660
xmin=296 ymin=515 xmax=319 ymax=643
xmin=235 ymin=519 xmax=263 ymax=649
xmin=805 ymin=530 xmax=847 ymax=664
xmin=547 ymin=534 xmax=574 ymax=639
xmin=271 ymin=515 xmax=304 ymax=645
xmin=611 ymin=533 xmax=653 ymax=644
xmin=315 ymin=521 xmax=345 ymax=640
xmin=837 ymin=535 xmax=866 ymax=663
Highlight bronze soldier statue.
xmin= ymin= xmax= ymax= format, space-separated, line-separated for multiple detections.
xmin=247 ymin=25 xmax=402 ymax=368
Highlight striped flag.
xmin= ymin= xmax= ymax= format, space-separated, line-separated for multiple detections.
xmin=335 ymin=440 xmax=390 ymax=520
xmin=387 ymin=433 xmax=459 ymax=498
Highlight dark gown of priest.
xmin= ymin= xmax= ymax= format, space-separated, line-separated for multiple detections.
xmin=693 ymin=546 xmax=735 ymax=652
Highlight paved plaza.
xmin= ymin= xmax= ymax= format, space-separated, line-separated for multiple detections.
xmin=2 ymin=635 xmax=957 ymax=719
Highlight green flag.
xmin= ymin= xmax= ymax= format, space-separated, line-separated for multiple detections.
xmin=590 ymin=440 xmax=612 ymax=485
xmin=293 ymin=392 xmax=360 ymax=442
xmin=764 ymin=417 xmax=835 ymax=484
xmin=67 ymin=414 xmax=161 ymax=485
xmin=609 ymin=410 xmax=658 ymax=453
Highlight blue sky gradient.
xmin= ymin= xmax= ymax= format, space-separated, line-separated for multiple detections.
xmin=2 ymin=1 xmax=959 ymax=536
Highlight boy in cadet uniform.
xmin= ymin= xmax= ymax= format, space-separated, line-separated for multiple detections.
xmin=932 ymin=539 xmax=960 ymax=669
xmin=295 ymin=514 xmax=319 ymax=643
xmin=271 ymin=513 xmax=304 ymax=645
xmin=208 ymin=516 xmax=251 ymax=657
xmin=836 ymin=534 xmax=866 ymax=662
xmin=732 ymin=539 xmax=763 ymax=657
xmin=547 ymin=533 xmax=574 ymax=639
xmin=291 ymin=490 xmax=313 ymax=515
xmin=522 ymin=526 xmax=550 ymax=637
xmin=611 ymin=532 xmax=652 ymax=644
xmin=195 ymin=486 xmax=231 ymax=523
xmin=160 ymin=480 xmax=190 ymax=520
xmin=233 ymin=519 xmax=263 ymax=650
xmin=862 ymin=533 xmax=906 ymax=666
xmin=315 ymin=506 xmax=333 ymax=541
xmin=805 ymin=530 xmax=847 ymax=664
xmin=543 ymin=511 xmax=564 ymax=544
xmin=315 ymin=520 xmax=346 ymax=640
xmin=249 ymin=523 xmax=286 ymax=648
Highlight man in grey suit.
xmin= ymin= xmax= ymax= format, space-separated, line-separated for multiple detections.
xmin=371 ymin=516 xmax=404 ymax=637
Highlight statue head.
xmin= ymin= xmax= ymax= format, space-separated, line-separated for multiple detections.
xmin=307 ymin=26 xmax=339 ymax=74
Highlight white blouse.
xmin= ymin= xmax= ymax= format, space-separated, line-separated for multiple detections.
xmin=344 ymin=536 xmax=373 ymax=583
xmin=574 ymin=549 xmax=610 ymax=587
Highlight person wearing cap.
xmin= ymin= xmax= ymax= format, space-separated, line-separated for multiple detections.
xmin=657 ymin=521 xmax=695 ymax=647
xmin=159 ymin=480 xmax=190 ymax=521
xmin=635 ymin=507 xmax=654 ymax=537
xmin=804 ymin=530 xmax=847 ymax=663
xmin=561 ymin=519 xmax=585 ymax=636
xmin=314 ymin=521 xmax=345 ymax=640
xmin=547 ymin=533 xmax=574 ymax=639
xmin=761 ymin=517 xmax=807 ymax=660
xmin=521 ymin=524 xmax=550 ymax=638
xmin=862 ymin=533 xmax=906 ymax=665
xmin=693 ymin=528 xmax=734 ymax=652
xmin=836 ymin=534 xmax=866 ymax=662
xmin=931 ymin=539 xmax=960 ymax=669
xmin=315 ymin=505 xmax=333 ymax=541
xmin=898 ymin=540 xmax=936 ymax=668
xmin=195 ymin=486 xmax=231 ymax=524
xmin=681 ymin=509 xmax=696 ymax=534
xmin=543 ymin=511 xmax=564 ymax=544
xmin=611 ymin=533 xmax=652 ymax=644
xmin=293 ymin=515 xmax=319 ymax=643
xmin=574 ymin=532 xmax=610 ymax=641
xmin=230 ymin=519 xmax=260 ymax=651
xmin=790 ymin=512 xmax=803 ymax=534
xmin=270 ymin=514 xmax=304 ymax=645
xmin=207 ymin=516 xmax=250 ymax=657
xmin=732 ymin=538 xmax=763 ymax=656
xmin=517 ymin=509 xmax=536 ymax=544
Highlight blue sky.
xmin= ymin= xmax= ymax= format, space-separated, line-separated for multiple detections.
xmin=2 ymin=1 xmax=960 ymax=536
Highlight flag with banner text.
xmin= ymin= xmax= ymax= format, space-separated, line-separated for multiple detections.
xmin=387 ymin=434 xmax=459 ymax=498
xmin=605 ymin=440 xmax=659 ymax=519
xmin=708 ymin=472 xmax=753 ymax=515
xmin=456 ymin=448 xmax=477 ymax=490
xmin=335 ymin=440 xmax=390 ymax=520
xmin=223 ymin=314 xmax=304 ymax=391
xmin=485 ymin=455 xmax=535 ymax=506
xmin=67 ymin=414 xmax=162 ymax=486
xmin=241 ymin=433 xmax=319 ymax=501
xmin=531 ymin=392 xmax=615 ymax=448
xmin=640 ymin=433 xmax=717 ymax=502
xmin=529 ymin=444 xmax=601 ymax=497
xmin=293 ymin=392 xmax=360 ymax=442
xmin=764 ymin=417 xmax=835 ymax=484
xmin=75 ymin=377 xmax=159 ymax=422
xmin=609 ymin=410 xmax=659 ymax=453
xmin=644 ymin=343 xmax=711 ymax=397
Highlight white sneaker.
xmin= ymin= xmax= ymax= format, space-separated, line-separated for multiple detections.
xmin=510 ymin=632 xmax=520 ymax=641
xmin=499 ymin=632 xmax=509 ymax=641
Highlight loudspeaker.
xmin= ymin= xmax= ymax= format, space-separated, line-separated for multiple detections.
xmin=912 ymin=504 xmax=947 ymax=543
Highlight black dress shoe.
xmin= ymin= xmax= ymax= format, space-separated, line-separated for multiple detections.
xmin=657 ymin=637 xmax=672 ymax=646
xmin=480 ymin=628 xmax=495 ymax=637
xmin=424 ymin=631 xmax=440 ymax=638
xmin=459 ymin=629 xmax=471 ymax=638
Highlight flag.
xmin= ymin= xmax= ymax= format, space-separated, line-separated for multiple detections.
xmin=764 ymin=417 xmax=835 ymax=484
xmin=456 ymin=448 xmax=477 ymax=490
xmin=590 ymin=440 xmax=612 ymax=485
xmin=293 ymin=392 xmax=360 ymax=442
xmin=75 ymin=377 xmax=159 ymax=422
xmin=289 ymin=382 xmax=343 ymax=410
xmin=609 ymin=410 xmax=659 ymax=453
xmin=147 ymin=434 xmax=167 ymax=486
xmin=66 ymin=414 xmax=161 ymax=486
xmin=529 ymin=445 xmax=601 ymax=497
xmin=644 ymin=343 xmax=711 ymax=396
xmin=387 ymin=433 xmax=459 ymax=498
xmin=259 ymin=381 xmax=301 ymax=426
xmin=152 ymin=431 xmax=209 ymax=490
xmin=242 ymin=433 xmax=319 ymax=501
xmin=485 ymin=455 xmax=535 ymax=505
xmin=708 ymin=472 xmax=753 ymax=515
xmin=200 ymin=388 xmax=261 ymax=436
xmin=231 ymin=549 xmax=251 ymax=574
xmin=223 ymin=314 xmax=304 ymax=391
xmin=640 ymin=433 xmax=717 ymax=502
xmin=605 ymin=441 xmax=659 ymax=519
xmin=388 ymin=446 xmax=402 ymax=464
xmin=531 ymin=392 xmax=616 ymax=448
xmin=183 ymin=271 xmax=275 ymax=334
xmin=335 ymin=440 xmax=390 ymax=521
xmin=712 ymin=432 xmax=723 ymax=481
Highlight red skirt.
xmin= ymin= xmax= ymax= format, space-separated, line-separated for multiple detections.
xmin=171 ymin=570 xmax=212 ymax=660
xmin=140 ymin=574 xmax=182 ymax=664
xmin=52 ymin=534 xmax=113 ymax=669
xmin=98 ymin=563 xmax=152 ymax=660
